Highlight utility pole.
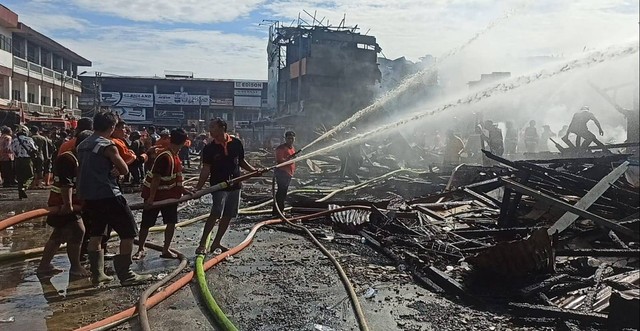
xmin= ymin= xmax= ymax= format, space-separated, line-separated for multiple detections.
xmin=93 ymin=71 xmax=102 ymax=116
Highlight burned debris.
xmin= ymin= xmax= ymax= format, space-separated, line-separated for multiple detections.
xmin=283 ymin=144 xmax=639 ymax=330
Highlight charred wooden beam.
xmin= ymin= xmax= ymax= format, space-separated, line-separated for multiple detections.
xmin=500 ymin=172 xmax=637 ymax=239
xmin=520 ymin=274 xmax=570 ymax=298
xmin=451 ymin=227 xmax=540 ymax=238
xmin=422 ymin=266 xmax=478 ymax=303
xmin=555 ymin=248 xmax=640 ymax=258
xmin=508 ymin=302 xmax=608 ymax=323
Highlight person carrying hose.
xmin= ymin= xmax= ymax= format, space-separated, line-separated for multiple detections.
xmin=76 ymin=111 xmax=152 ymax=286
xmin=36 ymin=130 xmax=93 ymax=277
xmin=133 ymin=128 xmax=192 ymax=260
xmin=272 ymin=131 xmax=297 ymax=216
xmin=194 ymin=118 xmax=263 ymax=255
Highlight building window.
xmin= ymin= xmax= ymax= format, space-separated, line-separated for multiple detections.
xmin=27 ymin=93 xmax=36 ymax=103
xmin=12 ymin=90 xmax=21 ymax=101
xmin=41 ymin=96 xmax=50 ymax=105
xmin=0 ymin=35 xmax=11 ymax=53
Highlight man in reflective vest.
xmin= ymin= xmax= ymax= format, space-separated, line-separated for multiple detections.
xmin=37 ymin=130 xmax=93 ymax=276
xmin=133 ymin=128 xmax=191 ymax=260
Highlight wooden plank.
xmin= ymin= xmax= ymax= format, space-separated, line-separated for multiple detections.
xmin=463 ymin=187 xmax=500 ymax=208
xmin=499 ymin=171 xmax=637 ymax=239
xmin=547 ymin=161 xmax=629 ymax=235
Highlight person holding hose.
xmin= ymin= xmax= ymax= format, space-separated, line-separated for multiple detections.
xmin=272 ymin=131 xmax=297 ymax=216
xmin=76 ymin=111 xmax=151 ymax=286
xmin=37 ymin=130 xmax=93 ymax=276
xmin=133 ymin=128 xmax=191 ymax=260
xmin=194 ymin=118 xmax=262 ymax=255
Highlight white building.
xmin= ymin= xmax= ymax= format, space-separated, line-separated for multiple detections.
xmin=0 ymin=4 xmax=90 ymax=119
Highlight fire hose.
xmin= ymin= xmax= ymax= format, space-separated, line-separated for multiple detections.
xmin=272 ymin=170 xmax=371 ymax=331
xmin=74 ymin=206 xmax=369 ymax=331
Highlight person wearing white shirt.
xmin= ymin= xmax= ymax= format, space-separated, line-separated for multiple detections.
xmin=10 ymin=126 xmax=37 ymax=199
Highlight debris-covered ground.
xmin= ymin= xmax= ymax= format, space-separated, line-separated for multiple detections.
xmin=0 ymin=146 xmax=638 ymax=331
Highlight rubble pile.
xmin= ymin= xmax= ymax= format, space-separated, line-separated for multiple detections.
xmin=290 ymin=148 xmax=639 ymax=330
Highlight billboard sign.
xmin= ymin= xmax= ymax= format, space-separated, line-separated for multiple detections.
xmin=101 ymin=92 xmax=153 ymax=107
xmin=234 ymin=96 xmax=261 ymax=107
xmin=113 ymin=107 xmax=147 ymax=122
xmin=234 ymin=81 xmax=264 ymax=89
xmin=155 ymin=92 xmax=210 ymax=105
xmin=210 ymin=98 xmax=233 ymax=106
xmin=154 ymin=109 xmax=184 ymax=119
xmin=234 ymin=89 xmax=262 ymax=96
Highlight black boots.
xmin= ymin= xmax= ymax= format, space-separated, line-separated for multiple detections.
xmin=88 ymin=251 xmax=114 ymax=285
xmin=113 ymin=254 xmax=153 ymax=286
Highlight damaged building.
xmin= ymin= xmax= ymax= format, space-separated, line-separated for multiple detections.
xmin=266 ymin=20 xmax=382 ymax=142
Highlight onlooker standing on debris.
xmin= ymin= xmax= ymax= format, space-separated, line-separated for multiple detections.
xmin=77 ymin=111 xmax=151 ymax=286
xmin=37 ymin=130 xmax=93 ymax=277
xmin=194 ymin=118 xmax=261 ymax=255
xmin=562 ymin=106 xmax=605 ymax=148
xmin=11 ymin=126 xmax=37 ymax=199
xmin=273 ymin=131 xmax=297 ymax=215
xmin=482 ymin=120 xmax=504 ymax=156
xmin=504 ymin=121 xmax=518 ymax=155
xmin=30 ymin=126 xmax=49 ymax=189
xmin=539 ymin=125 xmax=556 ymax=152
xmin=524 ymin=120 xmax=539 ymax=153
xmin=443 ymin=130 xmax=465 ymax=165
xmin=0 ymin=126 xmax=16 ymax=187
xmin=133 ymin=129 xmax=191 ymax=260
xmin=178 ymin=135 xmax=191 ymax=168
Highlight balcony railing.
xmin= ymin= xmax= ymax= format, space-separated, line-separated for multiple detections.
xmin=13 ymin=56 xmax=82 ymax=91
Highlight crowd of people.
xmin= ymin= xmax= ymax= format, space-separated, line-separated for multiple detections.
xmin=434 ymin=106 xmax=606 ymax=165
xmin=4 ymin=110 xmax=299 ymax=288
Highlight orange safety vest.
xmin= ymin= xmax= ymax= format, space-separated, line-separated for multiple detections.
xmin=47 ymin=151 xmax=80 ymax=207
xmin=141 ymin=150 xmax=183 ymax=201
xmin=112 ymin=138 xmax=136 ymax=165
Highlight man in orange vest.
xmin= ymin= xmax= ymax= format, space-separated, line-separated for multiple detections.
xmin=37 ymin=130 xmax=93 ymax=276
xmin=133 ymin=128 xmax=191 ymax=259
xmin=57 ymin=118 xmax=93 ymax=156
xmin=112 ymin=120 xmax=137 ymax=166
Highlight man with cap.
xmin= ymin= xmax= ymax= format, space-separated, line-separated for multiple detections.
xmin=562 ymin=106 xmax=605 ymax=148
xmin=273 ymin=131 xmax=297 ymax=215
xmin=10 ymin=126 xmax=37 ymax=199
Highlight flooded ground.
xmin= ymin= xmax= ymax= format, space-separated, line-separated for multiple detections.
xmin=0 ymin=170 xmax=546 ymax=331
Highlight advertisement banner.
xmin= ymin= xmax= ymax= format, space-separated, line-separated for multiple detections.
xmin=234 ymin=89 xmax=262 ymax=96
xmin=234 ymin=81 xmax=264 ymax=89
xmin=234 ymin=96 xmax=261 ymax=108
xmin=154 ymin=109 xmax=184 ymax=119
xmin=113 ymin=107 xmax=147 ymax=122
xmin=101 ymin=92 xmax=153 ymax=107
xmin=210 ymin=98 xmax=233 ymax=106
xmin=155 ymin=93 xmax=210 ymax=105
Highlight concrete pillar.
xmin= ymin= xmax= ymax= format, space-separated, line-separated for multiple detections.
xmin=6 ymin=76 xmax=11 ymax=100
xmin=37 ymin=85 xmax=41 ymax=104
xmin=23 ymin=81 xmax=27 ymax=102
xmin=49 ymin=87 xmax=53 ymax=106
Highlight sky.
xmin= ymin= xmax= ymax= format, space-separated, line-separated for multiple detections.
xmin=4 ymin=0 xmax=639 ymax=81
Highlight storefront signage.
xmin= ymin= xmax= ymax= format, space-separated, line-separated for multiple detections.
xmin=210 ymin=98 xmax=233 ymax=106
xmin=234 ymin=81 xmax=264 ymax=89
xmin=154 ymin=109 xmax=184 ymax=119
xmin=113 ymin=107 xmax=147 ymax=121
xmin=101 ymin=92 xmax=153 ymax=108
xmin=234 ymin=96 xmax=261 ymax=107
xmin=155 ymin=93 xmax=210 ymax=105
xmin=234 ymin=89 xmax=262 ymax=96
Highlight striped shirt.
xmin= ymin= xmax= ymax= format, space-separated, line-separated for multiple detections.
xmin=10 ymin=135 xmax=38 ymax=159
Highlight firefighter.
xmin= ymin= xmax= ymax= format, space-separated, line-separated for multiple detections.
xmin=133 ymin=129 xmax=191 ymax=260
xmin=37 ymin=130 xmax=93 ymax=277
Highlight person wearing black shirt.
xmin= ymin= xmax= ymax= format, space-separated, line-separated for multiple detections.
xmin=194 ymin=118 xmax=260 ymax=255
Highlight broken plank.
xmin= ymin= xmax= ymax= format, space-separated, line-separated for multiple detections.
xmin=520 ymin=274 xmax=570 ymax=298
xmin=463 ymin=187 xmax=501 ymax=208
xmin=555 ymin=248 xmax=640 ymax=258
xmin=422 ymin=266 xmax=477 ymax=302
xmin=508 ymin=302 xmax=608 ymax=323
xmin=499 ymin=182 xmax=637 ymax=240
xmin=545 ymin=161 xmax=630 ymax=235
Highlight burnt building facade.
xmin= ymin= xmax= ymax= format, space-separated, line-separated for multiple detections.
xmin=267 ymin=22 xmax=381 ymax=140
